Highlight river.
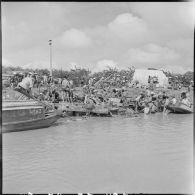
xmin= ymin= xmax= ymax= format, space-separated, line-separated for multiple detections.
xmin=3 ymin=113 xmax=193 ymax=194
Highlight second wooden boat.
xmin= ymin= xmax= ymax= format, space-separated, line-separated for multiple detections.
xmin=167 ymin=103 xmax=193 ymax=114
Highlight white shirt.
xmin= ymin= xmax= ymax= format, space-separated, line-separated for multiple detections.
xmin=171 ymin=98 xmax=177 ymax=105
xmin=43 ymin=75 xmax=47 ymax=83
xmin=181 ymin=98 xmax=191 ymax=107
xmin=58 ymin=78 xmax=62 ymax=84
xmin=18 ymin=77 xmax=33 ymax=90
xmin=62 ymin=79 xmax=69 ymax=88
xmin=69 ymin=80 xmax=73 ymax=87
xmin=164 ymin=98 xmax=170 ymax=106
xmin=88 ymin=78 xmax=93 ymax=85
xmin=146 ymin=90 xmax=151 ymax=96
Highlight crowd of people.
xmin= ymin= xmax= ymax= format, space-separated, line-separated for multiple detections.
xmin=8 ymin=71 xmax=192 ymax=115
xmin=3 ymin=70 xmax=193 ymax=116
xmin=134 ymin=90 xmax=192 ymax=114
xmin=8 ymin=72 xmax=59 ymax=88
xmin=12 ymin=72 xmax=74 ymax=103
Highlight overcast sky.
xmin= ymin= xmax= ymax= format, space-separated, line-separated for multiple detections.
xmin=2 ymin=2 xmax=194 ymax=73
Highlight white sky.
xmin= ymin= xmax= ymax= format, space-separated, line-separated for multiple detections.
xmin=2 ymin=2 xmax=194 ymax=73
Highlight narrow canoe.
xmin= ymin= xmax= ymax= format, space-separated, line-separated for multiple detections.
xmin=91 ymin=107 xmax=111 ymax=116
xmin=167 ymin=103 xmax=193 ymax=114
xmin=109 ymin=107 xmax=119 ymax=114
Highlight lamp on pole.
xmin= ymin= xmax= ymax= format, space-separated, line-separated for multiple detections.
xmin=49 ymin=40 xmax=52 ymax=77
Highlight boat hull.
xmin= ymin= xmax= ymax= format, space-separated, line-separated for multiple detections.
xmin=109 ymin=107 xmax=119 ymax=114
xmin=57 ymin=102 xmax=112 ymax=116
xmin=2 ymin=89 xmax=60 ymax=133
xmin=167 ymin=103 xmax=193 ymax=114
xmin=91 ymin=107 xmax=112 ymax=116
xmin=2 ymin=113 xmax=60 ymax=133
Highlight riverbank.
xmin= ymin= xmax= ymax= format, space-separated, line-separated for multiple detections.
xmin=4 ymin=84 xmax=193 ymax=118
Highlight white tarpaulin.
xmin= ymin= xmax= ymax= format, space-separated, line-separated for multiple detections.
xmin=132 ymin=69 xmax=168 ymax=87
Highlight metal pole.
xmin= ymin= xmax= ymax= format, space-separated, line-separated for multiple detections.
xmin=49 ymin=40 xmax=52 ymax=77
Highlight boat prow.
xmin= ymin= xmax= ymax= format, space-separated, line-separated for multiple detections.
xmin=167 ymin=103 xmax=193 ymax=114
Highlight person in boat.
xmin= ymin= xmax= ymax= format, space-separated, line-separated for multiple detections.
xmin=146 ymin=87 xmax=151 ymax=97
xmin=135 ymin=92 xmax=145 ymax=112
xmin=61 ymin=77 xmax=70 ymax=102
xmin=47 ymin=76 xmax=53 ymax=85
xmin=162 ymin=90 xmax=167 ymax=98
xmin=36 ymin=74 xmax=42 ymax=89
xmin=181 ymin=92 xmax=192 ymax=107
xmin=157 ymin=94 xmax=164 ymax=112
xmin=43 ymin=74 xmax=48 ymax=84
xmin=143 ymin=101 xmax=150 ymax=114
xmin=170 ymin=95 xmax=177 ymax=105
xmin=90 ymin=93 xmax=100 ymax=105
xmin=84 ymin=94 xmax=95 ymax=116
xmin=38 ymin=92 xmax=45 ymax=101
xmin=46 ymin=90 xmax=53 ymax=101
xmin=41 ymin=89 xmax=48 ymax=101
xmin=17 ymin=72 xmax=33 ymax=95
xmin=97 ymin=92 xmax=105 ymax=104
xmin=112 ymin=88 xmax=117 ymax=98
xmin=148 ymin=76 xmax=151 ymax=85
xmin=69 ymin=79 xmax=74 ymax=103
xmin=151 ymin=93 xmax=158 ymax=113
xmin=116 ymin=89 xmax=121 ymax=98
xmin=120 ymin=88 xmax=128 ymax=106
xmin=161 ymin=90 xmax=168 ymax=106
xmin=88 ymin=77 xmax=94 ymax=86
xmin=52 ymin=89 xmax=60 ymax=103
xmin=146 ymin=91 xmax=156 ymax=113
xmin=163 ymin=95 xmax=170 ymax=112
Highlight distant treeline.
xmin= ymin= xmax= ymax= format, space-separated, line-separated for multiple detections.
xmin=2 ymin=65 xmax=194 ymax=87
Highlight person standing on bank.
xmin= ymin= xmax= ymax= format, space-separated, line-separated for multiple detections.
xmin=69 ymin=79 xmax=74 ymax=103
xmin=62 ymin=77 xmax=70 ymax=102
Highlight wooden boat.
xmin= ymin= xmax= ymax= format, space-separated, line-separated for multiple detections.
xmin=2 ymin=110 xmax=60 ymax=133
xmin=56 ymin=102 xmax=112 ymax=117
xmin=2 ymin=89 xmax=60 ymax=133
xmin=91 ymin=106 xmax=112 ymax=116
xmin=56 ymin=102 xmax=88 ymax=116
xmin=167 ymin=102 xmax=193 ymax=114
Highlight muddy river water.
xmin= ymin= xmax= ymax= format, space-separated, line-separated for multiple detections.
xmin=3 ymin=113 xmax=193 ymax=193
